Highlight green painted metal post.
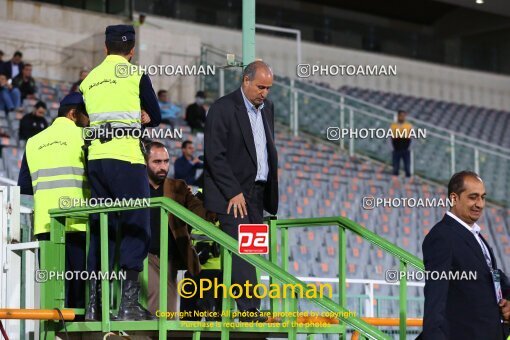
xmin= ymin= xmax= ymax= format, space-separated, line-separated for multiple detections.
xmin=338 ymin=227 xmax=347 ymax=309
xmin=39 ymin=216 xmax=65 ymax=340
xmin=49 ymin=216 xmax=66 ymax=309
xmin=339 ymin=226 xmax=347 ymax=336
xmin=113 ymin=226 xmax=122 ymax=314
xmin=399 ymin=261 xmax=408 ymax=340
xmin=242 ymin=0 xmax=256 ymax=66
xmin=100 ymin=212 xmax=111 ymax=332
xmin=85 ymin=222 xmax=91 ymax=316
xmin=269 ymin=218 xmax=280 ymax=313
xmin=221 ymin=247 xmax=233 ymax=340
xmin=141 ymin=256 xmax=149 ymax=308
xmin=282 ymin=227 xmax=290 ymax=314
xmin=288 ymin=297 xmax=298 ymax=340
xmin=158 ymin=208 xmax=169 ymax=339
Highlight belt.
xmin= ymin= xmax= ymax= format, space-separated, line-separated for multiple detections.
xmin=255 ymin=181 xmax=266 ymax=186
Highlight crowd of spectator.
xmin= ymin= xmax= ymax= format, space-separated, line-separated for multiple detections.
xmin=0 ymin=49 xmax=211 ymax=164
xmin=0 ymin=50 xmax=49 ymax=147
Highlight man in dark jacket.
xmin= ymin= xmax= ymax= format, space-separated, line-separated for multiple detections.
xmin=204 ymin=60 xmax=278 ymax=322
xmin=144 ymin=140 xmax=215 ymax=316
xmin=1 ymin=51 xmax=24 ymax=80
xmin=19 ymin=101 xmax=48 ymax=141
xmin=12 ymin=64 xmax=37 ymax=100
xmin=185 ymin=91 xmax=207 ymax=132
xmin=174 ymin=140 xmax=203 ymax=186
xmin=421 ymin=170 xmax=510 ymax=339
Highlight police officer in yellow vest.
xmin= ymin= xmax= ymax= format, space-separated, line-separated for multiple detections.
xmin=17 ymin=92 xmax=90 ymax=309
xmin=80 ymin=24 xmax=160 ymax=321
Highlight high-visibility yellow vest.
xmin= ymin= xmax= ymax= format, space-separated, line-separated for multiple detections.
xmin=80 ymin=54 xmax=144 ymax=164
xmin=25 ymin=117 xmax=89 ymax=235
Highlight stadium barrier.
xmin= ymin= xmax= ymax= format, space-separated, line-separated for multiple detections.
xmin=268 ymin=216 xmax=424 ymax=340
xmin=31 ymin=197 xmax=427 ymax=339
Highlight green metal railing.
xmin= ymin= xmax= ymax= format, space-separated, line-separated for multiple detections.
xmin=269 ymin=217 xmax=424 ymax=340
xmin=40 ymin=198 xmax=423 ymax=339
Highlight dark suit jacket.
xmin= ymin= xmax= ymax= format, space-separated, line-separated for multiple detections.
xmin=204 ymin=88 xmax=278 ymax=215
xmin=421 ymin=214 xmax=510 ymax=340
xmin=160 ymin=178 xmax=216 ymax=276
xmin=1 ymin=61 xmax=24 ymax=80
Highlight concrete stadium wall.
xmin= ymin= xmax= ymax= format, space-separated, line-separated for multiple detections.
xmin=146 ymin=15 xmax=510 ymax=112
xmin=0 ymin=0 xmax=121 ymax=82
xmin=0 ymin=0 xmax=200 ymax=104
xmin=2 ymin=0 xmax=510 ymax=111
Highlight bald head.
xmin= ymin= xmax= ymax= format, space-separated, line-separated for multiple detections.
xmin=241 ymin=61 xmax=273 ymax=108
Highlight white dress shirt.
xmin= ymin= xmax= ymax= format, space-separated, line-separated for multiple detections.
xmin=446 ymin=211 xmax=492 ymax=267
xmin=240 ymin=88 xmax=269 ymax=182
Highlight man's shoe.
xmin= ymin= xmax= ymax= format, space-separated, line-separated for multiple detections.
xmin=116 ymin=279 xmax=155 ymax=321
xmin=85 ymin=279 xmax=101 ymax=321
xmin=238 ymin=308 xmax=268 ymax=323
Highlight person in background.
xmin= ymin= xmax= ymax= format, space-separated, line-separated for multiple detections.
xmin=158 ymin=90 xmax=181 ymax=128
xmin=174 ymin=140 xmax=203 ymax=186
xmin=69 ymin=69 xmax=89 ymax=93
xmin=133 ymin=13 xmax=146 ymax=27
xmin=0 ymin=73 xmax=22 ymax=114
xmin=143 ymin=140 xmax=214 ymax=317
xmin=0 ymin=50 xmax=4 ymax=63
xmin=185 ymin=91 xmax=207 ymax=133
xmin=17 ymin=92 xmax=90 ymax=310
xmin=390 ymin=110 xmax=413 ymax=178
xmin=19 ymin=101 xmax=48 ymax=141
xmin=12 ymin=63 xmax=37 ymax=100
xmin=1 ymin=51 xmax=24 ymax=80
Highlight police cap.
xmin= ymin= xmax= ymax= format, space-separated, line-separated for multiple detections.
xmin=60 ymin=92 xmax=84 ymax=107
xmin=105 ymin=24 xmax=135 ymax=43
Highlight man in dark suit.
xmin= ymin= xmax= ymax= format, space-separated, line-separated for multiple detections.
xmin=204 ymin=60 xmax=278 ymax=321
xmin=421 ymin=170 xmax=510 ymax=339
xmin=1 ymin=51 xmax=24 ymax=80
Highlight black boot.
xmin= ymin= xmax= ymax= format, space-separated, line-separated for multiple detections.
xmin=116 ymin=279 xmax=155 ymax=321
xmin=85 ymin=279 xmax=101 ymax=321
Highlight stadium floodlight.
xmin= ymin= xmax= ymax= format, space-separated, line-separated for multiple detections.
xmin=476 ymin=0 xmax=484 ymax=4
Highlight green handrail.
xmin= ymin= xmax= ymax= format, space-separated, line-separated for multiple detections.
xmin=269 ymin=217 xmax=424 ymax=340
xmin=41 ymin=198 xmax=423 ymax=339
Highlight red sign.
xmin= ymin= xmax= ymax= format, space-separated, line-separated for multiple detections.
xmin=238 ymin=224 xmax=269 ymax=254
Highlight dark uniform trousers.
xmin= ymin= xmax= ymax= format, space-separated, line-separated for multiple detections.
xmin=87 ymin=159 xmax=150 ymax=273
xmin=37 ymin=231 xmax=86 ymax=308
xmin=216 ymin=181 xmax=265 ymax=311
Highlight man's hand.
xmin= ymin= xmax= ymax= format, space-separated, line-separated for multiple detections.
xmin=227 ymin=193 xmax=248 ymax=219
xmin=192 ymin=157 xmax=201 ymax=164
xmin=499 ymin=299 xmax=510 ymax=323
xmin=141 ymin=110 xmax=151 ymax=125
